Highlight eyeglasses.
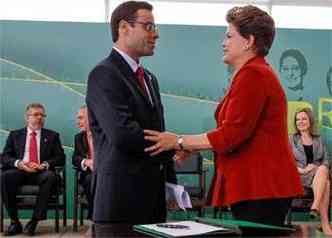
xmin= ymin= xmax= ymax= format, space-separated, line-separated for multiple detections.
xmin=28 ymin=113 xmax=47 ymax=118
xmin=127 ymin=20 xmax=158 ymax=33
xmin=281 ymin=65 xmax=300 ymax=72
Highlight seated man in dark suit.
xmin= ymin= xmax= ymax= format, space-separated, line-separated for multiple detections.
xmin=1 ymin=103 xmax=65 ymax=236
xmin=72 ymin=106 xmax=94 ymax=220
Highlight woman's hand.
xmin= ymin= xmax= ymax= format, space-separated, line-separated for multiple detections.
xmin=297 ymin=167 xmax=306 ymax=174
xmin=304 ymin=163 xmax=317 ymax=173
xmin=172 ymin=150 xmax=191 ymax=166
xmin=144 ymin=129 xmax=178 ymax=156
xmin=298 ymin=164 xmax=317 ymax=174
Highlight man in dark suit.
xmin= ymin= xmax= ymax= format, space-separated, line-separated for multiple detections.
xmin=86 ymin=1 xmax=176 ymax=237
xmin=1 ymin=103 xmax=65 ymax=236
xmin=72 ymin=106 xmax=93 ymax=219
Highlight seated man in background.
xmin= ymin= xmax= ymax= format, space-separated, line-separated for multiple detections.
xmin=72 ymin=106 xmax=94 ymax=220
xmin=1 ymin=103 xmax=66 ymax=236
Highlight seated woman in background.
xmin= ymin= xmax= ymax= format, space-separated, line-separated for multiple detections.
xmin=290 ymin=107 xmax=332 ymax=235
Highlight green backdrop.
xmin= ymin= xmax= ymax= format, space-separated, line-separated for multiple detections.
xmin=0 ymin=20 xmax=331 ymax=219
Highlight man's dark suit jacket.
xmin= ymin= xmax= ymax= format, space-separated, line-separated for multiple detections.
xmin=72 ymin=131 xmax=93 ymax=219
xmin=2 ymin=128 xmax=65 ymax=170
xmin=72 ymin=131 xmax=90 ymax=172
xmin=86 ymin=49 xmax=176 ymax=224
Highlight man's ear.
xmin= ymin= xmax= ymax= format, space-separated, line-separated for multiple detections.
xmin=118 ymin=20 xmax=128 ymax=36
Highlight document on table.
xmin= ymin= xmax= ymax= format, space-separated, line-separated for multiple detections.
xmin=165 ymin=182 xmax=192 ymax=210
xmin=134 ymin=221 xmax=231 ymax=237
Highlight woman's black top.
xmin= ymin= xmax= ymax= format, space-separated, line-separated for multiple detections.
xmin=303 ymin=144 xmax=313 ymax=165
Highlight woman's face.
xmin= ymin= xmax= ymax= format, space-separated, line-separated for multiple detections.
xmin=280 ymin=56 xmax=302 ymax=88
xmin=222 ymin=23 xmax=249 ymax=66
xmin=295 ymin=111 xmax=311 ymax=133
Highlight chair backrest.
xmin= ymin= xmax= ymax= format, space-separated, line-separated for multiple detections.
xmin=173 ymin=152 xmax=206 ymax=216
xmin=175 ymin=152 xmax=203 ymax=174
xmin=287 ymin=101 xmax=313 ymax=134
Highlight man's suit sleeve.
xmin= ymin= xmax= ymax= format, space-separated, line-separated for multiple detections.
xmin=2 ymin=132 xmax=19 ymax=168
xmin=72 ymin=134 xmax=85 ymax=170
xmin=47 ymin=132 xmax=66 ymax=169
xmin=165 ymin=159 xmax=177 ymax=184
xmin=87 ymin=65 xmax=149 ymax=154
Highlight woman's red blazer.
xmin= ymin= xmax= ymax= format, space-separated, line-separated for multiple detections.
xmin=206 ymin=57 xmax=303 ymax=206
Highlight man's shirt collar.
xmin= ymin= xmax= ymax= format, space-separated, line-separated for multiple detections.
xmin=113 ymin=46 xmax=139 ymax=72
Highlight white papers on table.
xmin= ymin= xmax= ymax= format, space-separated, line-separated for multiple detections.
xmin=139 ymin=221 xmax=229 ymax=237
xmin=165 ymin=182 xmax=192 ymax=210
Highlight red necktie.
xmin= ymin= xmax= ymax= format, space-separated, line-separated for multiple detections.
xmin=136 ymin=67 xmax=147 ymax=95
xmin=86 ymin=132 xmax=94 ymax=161
xmin=29 ymin=131 xmax=38 ymax=164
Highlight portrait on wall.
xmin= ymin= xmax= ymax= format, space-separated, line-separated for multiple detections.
xmin=327 ymin=66 xmax=332 ymax=97
xmin=279 ymin=49 xmax=308 ymax=101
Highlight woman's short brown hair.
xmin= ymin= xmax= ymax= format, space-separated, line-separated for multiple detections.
xmin=294 ymin=107 xmax=319 ymax=136
xmin=226 ymin=5 xmax=275 ymax=57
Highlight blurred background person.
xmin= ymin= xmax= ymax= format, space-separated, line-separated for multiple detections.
xmin=72 ymin=105 xmax=94 ymax=220
xmin=279 ymin=48 xmax=308 ymax=101
xmin=144 ymin=5 xmax=303 ymax=236
xmin=1 ymin=103 xmax=65 ymax=236
xmin=289 ymin=107 xmax=332 ymax=236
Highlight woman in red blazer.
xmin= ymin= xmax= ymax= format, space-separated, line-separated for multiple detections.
xmin=144 ymin=5 xmax=303 ymax=233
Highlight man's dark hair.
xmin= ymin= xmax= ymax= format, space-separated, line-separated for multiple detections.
xmin=226 ymin=5 xmax=275 ymax=57
xmin=110 ymin=1 xmax=153 ymax=42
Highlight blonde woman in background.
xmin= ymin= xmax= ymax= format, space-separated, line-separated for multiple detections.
xmin=289 ymin=107 xmax=332 ymax=235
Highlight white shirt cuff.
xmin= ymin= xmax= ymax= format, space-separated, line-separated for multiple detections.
xmin=81 ymin=159 xmax=88 ymax=171
xmin=14 ymin=160 xmax=20 ymax=168
xmin=41 ymin=161 xmax=49 ymax=170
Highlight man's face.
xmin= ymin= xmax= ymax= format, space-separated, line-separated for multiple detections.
xmin=280 ymin=56 xmax=302 ymax=89
xmin=124 ymin=9 xmax=159 ymax=60
xmin=26 ymin=107 xmax=46 ymax=130
xmin=76 ymin=108 xmax=87 ymax=131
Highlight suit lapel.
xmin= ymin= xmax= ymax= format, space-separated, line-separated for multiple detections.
xmin=82 ymin=132 xmax=89 ymax=155
xmin=19 ymin=128 xmax=27 ymax=159
xmin=40 ymin=129 xmax=47 ymax=162
xmin=145 ymin=72 xmax=164 ymax=127
xmin=295 ymin=134 xmax=305 ymax=153
xmin=312 ymin=137 xmax=319 ymax=160
xmin=145 ymin=72 xmax=158 ymax=107
xmin=110 ymin=50 xmax=152 ymax=106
